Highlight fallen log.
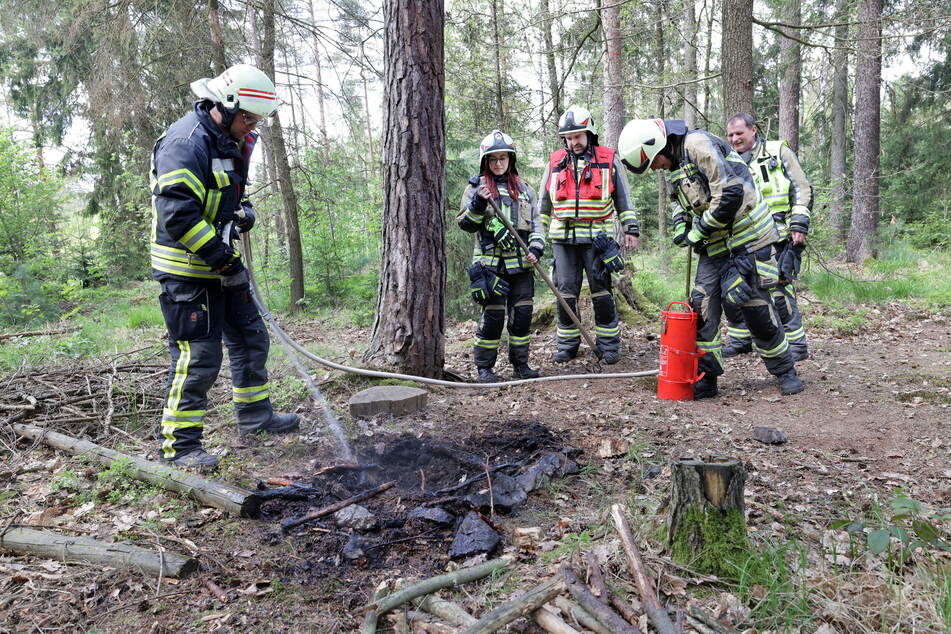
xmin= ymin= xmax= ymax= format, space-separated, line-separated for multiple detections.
xmin=552 ymin=596 xmax=612 ymax=634
xmin=281 ymin=480 xmax=396 ymax=532
xmin=415 ymin=592 xmax=477 ymax=627
xmin=13 ymin=423 xmax=262 ymax=517
xmin=460 ymin=575 xmax=566 ymax=634
xmin=560 ymin=565 xmax=641 ymax=634
xmin=611 ymin=504 xmax=677 ymax=634
xmin=0 ymin=526 xmax=198 ymax=578
xmin=0 ymin=325 xmax=79 ymax=342
xmin=533 ymin=605 xmax=581 ymax=634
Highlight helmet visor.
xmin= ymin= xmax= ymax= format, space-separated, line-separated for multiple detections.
xmin=621 ymin=157 xmax=649 ymax=174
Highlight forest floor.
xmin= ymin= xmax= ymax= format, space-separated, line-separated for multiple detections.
xmin=1 ymin=293 xmax=948 ymax=633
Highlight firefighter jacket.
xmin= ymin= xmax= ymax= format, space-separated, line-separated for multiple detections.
xmin=740 ymin=138 xmax=812 ymax=240
xmin=150 ymin=102 xmax=256 ymax=282
xmin=458 ymin=176 xmax=544 ymax=273
xmin=538 ymin=145 xmax=638 ymax=243
xmin=664 ymin=122 xmax=778 ymax=256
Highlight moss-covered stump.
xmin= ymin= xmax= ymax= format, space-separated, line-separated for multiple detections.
xmin=668 ymin=456 xmax=748 ymax=576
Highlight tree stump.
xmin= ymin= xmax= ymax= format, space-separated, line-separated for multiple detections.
xmin=667 ymin=456 xmax=748 ymax=576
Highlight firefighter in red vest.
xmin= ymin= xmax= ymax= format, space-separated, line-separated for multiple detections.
xmin=537 ymin=105 xmax=639 ymax=364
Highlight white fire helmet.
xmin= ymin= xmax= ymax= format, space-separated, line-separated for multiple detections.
xmin=618 ymin=118 xmax=668 ymax=174
xmin=558 ymin=105 xmax=596 ymax=136
xmin=479 ymin=129 xmax=517 ymax=160
xmin=190 ymin=64 xmax=278 ymax=118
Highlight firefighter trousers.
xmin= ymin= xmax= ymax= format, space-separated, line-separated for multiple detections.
xmin=551 ymin=242 xmax=620 ymax=356
xmin=692 ymin=249 xmax=794 ymax=379
xmin=156 ymin=278 xmax=276 ymax=460
xmin=473 ymin=269 xmax=535 ymax=369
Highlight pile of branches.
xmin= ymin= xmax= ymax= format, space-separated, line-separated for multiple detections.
xmin=0 ymin=348 xmax=169 ymax=456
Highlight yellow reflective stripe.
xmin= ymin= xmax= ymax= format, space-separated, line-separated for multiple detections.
xmin=167 ymin=341 xmax=190 ymax=414
xmin=509 ymin=334 xmax=531 ymax=345
xmin=156 ymin=169 xmax=205 ymax=199
xmin=600 ymin=167 xmax=610 ymax=201
xmin=474 ymin=338 xmax=501 ymax=349
xmin=754 ymin=337 xmax=789 ymax=358
xmin=557 ymin=327 xmax=580 ymax=338
xmin=233 ymin=383 xmax=269 ymax=403
xmin=180 ymin=221 xmax=215 ymax=251
xmin=151 ymin=259 xmax=220 ymax=279
xmin=204 ymin=188 xmax=222 ymax=223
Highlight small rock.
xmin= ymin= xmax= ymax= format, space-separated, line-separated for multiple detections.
xmin=516 ymin=452 xmax=578 ymax=492
xmin=644 ymin=464 xmax=663 ymax=479
xmin=752 ymin=426 xmax=788 ymax=445
xmin=334 ymin=505 xmax=378 ymax=531
xmin=449 ymin=512 xmax=501 ymax=559
xmin=341 ymin=534 xmax=365 ymax=560
xmin=464 ymin=474 xmax=527 ymax=513
xmin=406 ymin=507 xmax=455 ymax=527
xmin=597 ymin=437 xmax=630 ymax=458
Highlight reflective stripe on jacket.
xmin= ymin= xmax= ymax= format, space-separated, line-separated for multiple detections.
xmin=150 ymin=102 xmax=257 ymax=281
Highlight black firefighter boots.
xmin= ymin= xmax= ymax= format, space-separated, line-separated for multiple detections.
xmin=477 ymin=368 xmax=500 ymax=383
xmin=553 ymin=349 xmax=577 ymax=363
xmin=239 ymin=412 xmax=301 ymax=437
xmin=777 ymin=368 xmax=805 ymax=396
xmin=512 ymin=364 xmax=540 ymax=379
xmin=721 ymin=341 xmax=752 ymax=359
xmin=599 ymin=350 xmax=619 ymax=365
xmin=693 ymin=375 xmax=718 ymax=399
xmin=164 ymin=447 xmax=220 ymax=471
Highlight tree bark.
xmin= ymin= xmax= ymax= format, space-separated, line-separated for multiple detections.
xmin=208 ymin=0 xmax=228 ymax=73
xmin=778 ymin=0 xmax=802 ymax=152
xmin=364 ymin=0 xmax=446 ymax=377
xmin=0 ymin=527 xmax=198 ymax=578
xmin=541 ymin=0 xmax=561 ymax=134
xmin=721 ymin=0 xmax=753 ymax=120
xmin=667 ymin=458 xmax=748 ymax=577
xmin=601 ymin=0 xmax=624 ymax=149
xmin=13 ymin=423 xmax=262 ymax=516
xmin=829 ymin=0 xmax=851 ymax=241
xmin=682 ymin=0 xmax=699 ymax=129
xmin=307 ymin=0 xmax=328 ymax=143
xmin=491 ymin=0 xmax=507 ymax=129
xmin=259 ymin=0 xmax=305 ymax=309
xmin=847 ymin=0 xmax=881 ymax=262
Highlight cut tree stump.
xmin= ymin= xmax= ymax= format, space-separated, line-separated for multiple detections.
xmin=0 ymin=527 xmax=198 ymax=578
xmin=13 ymin=423 xmax=262 ymax=517
xmin=667 ymin=457 xmax=748 ymax=576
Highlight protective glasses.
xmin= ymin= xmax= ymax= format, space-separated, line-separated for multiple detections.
xmin=487 ymin=156 xmax=509 ymax=163
xmin=240 ymin=111 xmax=266 ymax=128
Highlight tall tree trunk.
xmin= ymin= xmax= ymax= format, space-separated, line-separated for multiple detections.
xmin=682 ymin=0 xmax=698 ymax=128
xmin=208 ymin=0 xmax=228 ymax=74
xmin=259 ymin=0 xmax=305 ymax=309
xmin=829 ymin=0 xmax=850 ymax=240
xmin=541 ymin=0 xmax=561 ymax=135
xmin=702 ymin=0 xmax=716 ymax=121
xmin=601 ymin=0 xmax=624 ymax=149
xmin=721 ymin=0 xmax=753 ymax=121
xmin=307 ymin=0 xmax=328 ymax=142
xmin=846 ymin=0 xmax=881 ymax=262
xmin=364 ymin=0 xmax=446 ymax=377
xmin=491 ymin=0 xmax=506 ymax=129
xmin=655 ymin=0 xmax=668 ymax=246
xmin=778 ymin=0 xmax=802 ymax=151
xmin=360 ymin=41 xmax=376 ymax=162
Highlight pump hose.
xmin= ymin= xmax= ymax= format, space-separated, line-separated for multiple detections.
xmin=240 ymin=237 xmax=658 ymax=389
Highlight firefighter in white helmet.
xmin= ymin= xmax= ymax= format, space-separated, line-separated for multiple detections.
xmin=458 ymin=130 xmax=545 ymax=382
xmin=537 ymin=105 xmax=640 ymax=365
xmin=618 ymin=118 xmax=804 ymax=398
xmin=149 ymin=64 xmax=299 ymax=470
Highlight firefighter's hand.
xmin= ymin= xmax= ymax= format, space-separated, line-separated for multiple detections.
xmin=236 ymin=202 xmax=256 ymax=233
xmin=624 ymin=234 xmax=638 ymax=250
xmin=684 ymin=228 xmax=705 ymax=248
xmin=791 ymin=231 xmax=806 ymax=246
xmin=476 ymin=185 xmax=492 ymax=199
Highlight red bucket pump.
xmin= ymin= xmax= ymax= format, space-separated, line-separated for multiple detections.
xmin=658 ymin=301 xmax=705 ymax=401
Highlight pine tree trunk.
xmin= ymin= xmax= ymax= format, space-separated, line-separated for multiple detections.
xmin=702 ymin=0 xmax=716 ymax=119
xmin=829 ymin=0 xmax=850 ymax=240
xmin=668 ymin=457 xmax=748 ymax=576
xmin=847 ymin=0 xmax=881 ymax=262
xmin=363 ymin=0 xmax=446 ymax=377
xmin=778 ymin=0 xmax=802 ymax=151
xmin=601 ymin=0 xmax=624 ymax=149
xmin=307 ymin=0 xmax=328 ymax=143
xmin=207 ymin=0 xmax=228 ymax=74
xmin=682 ymin=0 xmax=699 ymax=129
xmin=541 ymin=0 xmax=561 ymax=135
xmin=721 ymin=0 xmax=753 ymax=120
xmin=656 ymin=0 xmax=668 ymax=245
xmin=492 ymin=0 xmax=506 ymax=129
xmin=259 ymin=0 xmax=305 ymax=309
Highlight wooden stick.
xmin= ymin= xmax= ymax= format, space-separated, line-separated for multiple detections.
xmin=365 ymin=557 xmax=510 ymax=617
xmin=610 ymin=504 xmax=677 ymax=634
xmin=459 ymin=575 xmax=566 ymax=634
xmin=360 ymin=580 xmax=391 ymax=634
xmin=552 ymin=596 xmax=613 ymax=634
xmin=688 ymin=607 xmax=740 ymax=634
xmin=584 ymin=549 xmax=640 ymax=624
xmin=534 ymin=605 xmax=581 ymax=634
xmin=204 ymin=579 xmax=229 ymax=602
xmin=561 ymin=565 xmax=641 ymax=634
xmin=0 ymin=326 xmax=79 ymax=342
xmin=13 ymin=423 xmax=262 ymax=516
xmin=281 ymin=480 xmax=395 ymax=531
xmin=415 ymin=593 xmax=477 ymax=627
xmin=0 ymin=527 xmax=198 ymax=578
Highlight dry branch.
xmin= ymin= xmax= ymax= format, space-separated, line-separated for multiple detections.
xmin=460 ymin=574 xmax=566 ymax=634
xmin=0 ymin=527 xmax=198 ymax=578
xmin=611 ymin=503 xmax=677 ymax=634
xmin=0 ymin=326 xmax=79 ymax=341
xmin=415 ymin=593 xmax=477 ymax=627
xmin=552 ymin=596 xmax=613 ymax=634
xmin=13 ymin=423 xmax=262 ymax=516
xmin=561 ymin=565 xmax=641 ymax=634
xmin=533 ymin=605 xmax=581 ymax=634
xmin=361 ymin=581 xmax=391 ymax=634
xmin=280 ymin=480 xmax=395 ymax=531
xmin=584 ymin=549 xmax=640 ymax=624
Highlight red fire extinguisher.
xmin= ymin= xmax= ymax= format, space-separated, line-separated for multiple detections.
xmin=657 ymin=249 xmax=705 ymax=400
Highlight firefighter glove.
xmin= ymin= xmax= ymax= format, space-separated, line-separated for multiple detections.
xmin=779 ymin=243 xmax=803 ymax=281
xmin=485 ymin=269 xmax=509 ymax=298
xmin=236 ymin=201 xmax=256 ymax=232
xmin=672 ymin=221 xmax=689 ymax=247
xmin=721 ymin=265 xmax=752 ymax=306
xmin=467 ymin=262 xmax=489 ymax=305
xmin=470 ymin=191 xmax=488 ymax=214
xmin=593 ymin=232 xmax=624 ymax=273
xmin=486 ymin=217 xmax=516 ymax=251
xmin=218 ymin=259 xmax=249 ymax=289
xmin=684 ymin=227 xmax=706 ymax=248
xmin=528 ymin=245 xmax=543 ymax=261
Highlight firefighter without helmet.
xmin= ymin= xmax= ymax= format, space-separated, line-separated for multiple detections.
xmin=618 ymin=118 xmax=668 ymax=174
xmin=479 ymin=130 xmax=517 ymax=160
xmin=190 ymin=64 xmax=278 ymax=119
xmin=558 ymin=105 xmax=597 ymax=136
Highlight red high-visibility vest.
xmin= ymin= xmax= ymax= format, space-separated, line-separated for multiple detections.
xmin=546 ymin=146 xmax=616 ymax=221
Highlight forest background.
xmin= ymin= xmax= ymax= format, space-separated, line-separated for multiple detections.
xmin=0 ymin=0 xmax=948 ymax=363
